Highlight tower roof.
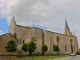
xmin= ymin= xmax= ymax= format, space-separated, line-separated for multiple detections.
xmin=11 ymin=16 xmax=16 ymax=24
xmin=65 ymin=19 xmax=69 ymax=28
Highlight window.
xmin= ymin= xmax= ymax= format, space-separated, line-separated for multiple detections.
xmin=57 ymin=36 xmax=60 ymax=46
xmin=13 ymin=33 xmax=16 ymax=38
xmin=17 ymin=39 xmax=18 ymax=43
xmin=65 ymin=46 xmax=67 ymax=51
xmin=53 ymin=45 xmax=55 ymax=51
xmin=23 ymin=40 xmax=24 ymax=44
xmin=70 ymin=39 xmax=73 ymax=52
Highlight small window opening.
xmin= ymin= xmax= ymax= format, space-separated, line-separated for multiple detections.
xmin=53 ymin=45 xmax=55 ymax=51
xmin=65 ymin=46 xmax=67 ymax=51
xmin=23 ymin=40 xmax=24 ymax=44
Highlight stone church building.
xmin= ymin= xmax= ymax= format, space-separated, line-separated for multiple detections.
xmin=0 ymin=17 xmax=78 ymax=55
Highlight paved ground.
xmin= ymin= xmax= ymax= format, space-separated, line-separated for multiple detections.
xmin=49 ymin=55 xmax=80 ymax=60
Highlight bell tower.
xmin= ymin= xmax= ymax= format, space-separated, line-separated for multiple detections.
xmin=8 ymin=16 xmax=16 ymax=35
xmin=64 ymin=18 xmax=72 ymax=36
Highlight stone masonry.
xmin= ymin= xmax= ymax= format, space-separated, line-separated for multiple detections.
xmin=0 ymin=16 xmax=78 ymax=55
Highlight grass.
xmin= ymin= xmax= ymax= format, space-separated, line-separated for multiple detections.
xmin=5 ymin=55 xmax=69 ymax=60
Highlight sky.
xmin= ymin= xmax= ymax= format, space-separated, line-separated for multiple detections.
xmin=0 ymin=0 xmax=80 ymax=47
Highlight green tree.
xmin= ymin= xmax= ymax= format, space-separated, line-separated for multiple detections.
xmin=28 ymin=40 xmax=36 ymax=56
xmin=42 ymin=44 xmax=48 ymax=55
xmin=22 ymin=43 xmax=28 ymax=56
xmin=5 ymin=40 xmax=17 ymax=60
xmin=53 ymin=45 xmax=59 ymax=54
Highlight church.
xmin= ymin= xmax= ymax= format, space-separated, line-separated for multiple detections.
xmin=0 ymin=17 xmax=78 ymax=55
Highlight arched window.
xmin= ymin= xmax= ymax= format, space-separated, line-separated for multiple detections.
xmin=65 ymin=46 xmax=67 ymax=51
xmin=23 ymin=40 xmax=24 ymax=44
xmin=42 ymin=32 xmax=44 ymax=44
xmin=53 ymin=45 xmax=55 ymax=51
xmin=70 ymin=39 xmax=73 ymax=52
xmin=57 ymin=36 xmax=60 ymax=46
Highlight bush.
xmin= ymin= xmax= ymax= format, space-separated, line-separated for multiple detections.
xmin=22 ymin=43 xmax=28 ymax=55
xmin=53 ymin=45 xmax=59 ymax=54
xmin=76 ymin=51 xmax=80 ymax=55
xmin=28 ymin=40 xmax=36 ymax=56
xmin=42 ymin=44 xmax=48 ymax=55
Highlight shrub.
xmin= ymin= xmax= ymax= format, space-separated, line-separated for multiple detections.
xmin=53 ymin=45 xmax=59 ymax=54
xmin=22 ymin=43 xmax=28 ymax=55
xmin=42 ymin=44 xmax=48 ymax=55
xmin=76 ymin=51 xmax=80 ymax=55
xmin=27 ymin=40 xmax=36 ymax=56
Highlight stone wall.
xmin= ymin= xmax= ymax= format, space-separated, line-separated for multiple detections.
xmin=43 ymin=30 xmax=51 ymax=55
xmin=8 ymin=22 xmax=78 ymax=55
xmin=49 ymin=32 xmax=78 ymax=54
xmin=0 ymin=33 xmax=17 ymax=55
xmin=34 ymin=28 xmax=43 ymax=55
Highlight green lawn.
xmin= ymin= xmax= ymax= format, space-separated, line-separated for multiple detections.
xmin=5 ymin=55 xmax=69 ymax=60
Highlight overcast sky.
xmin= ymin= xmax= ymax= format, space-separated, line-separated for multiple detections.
xmin=0 ymin=0 xmax=80 ymax=47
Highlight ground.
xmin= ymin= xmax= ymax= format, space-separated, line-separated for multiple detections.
xmin=49 ymin=55 xmax=80 ymax=60
xmin=0 ymin=55 xmax=68 ymax=60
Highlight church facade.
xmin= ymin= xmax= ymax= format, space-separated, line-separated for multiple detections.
xmin=0 ymin=17 xmax=79 ymax=55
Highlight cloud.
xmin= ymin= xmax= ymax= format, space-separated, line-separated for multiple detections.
xmin=0 ymin=30 xmax=3 ymax=35
xmin=0 ymin=0 xmax=80 ymax=47
xmin=0 ymin=0 xmax=79 ymax=24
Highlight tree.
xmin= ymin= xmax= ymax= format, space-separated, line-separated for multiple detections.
xmin=22 ymin=43 xmax=28 ymax=56
xmin=42 ymin=44 xmax=48 ymax=55
xmin=5 ymin=40 xmax=17 ymax=60
xmin=53 ymin=45 xmax=59 ymax=54
xmin=27 ymin=40 xmax=36 ymax=56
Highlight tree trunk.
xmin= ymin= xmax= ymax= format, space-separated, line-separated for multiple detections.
xmin=10 ymin=52 xmax=11 ymax=60
xmin=25 ymin=52 xmax=26 ymax=56
xmin=58 ymin=51 xmax=59 ymax=55
xmin=42 ymin=51 xmax=45 ymax=55
xmin=29 ymin=52 xmax=32 ymax=56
